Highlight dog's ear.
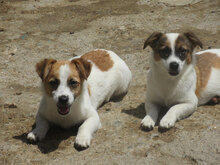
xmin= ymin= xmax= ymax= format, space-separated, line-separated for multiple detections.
xmin=184 ymin=32 xmax=203 ymax=49
xmin=143 ymin=32 xmax=163 ymax=49
xmin=71 ymin=58 xmax=92 ymax=80
xmin=36 ymin=59 xmax=57 ymax=80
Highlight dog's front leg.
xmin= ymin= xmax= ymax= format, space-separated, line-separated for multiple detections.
xmin=75 ymin=112 xmax=101 ymax=149
xmin=160 ymin=102 xmax=197 ymax=129
xmin=27 ymin=113 xmax=50 ymax=142
xmin=141 ymin=102 xmax=160 ymax=130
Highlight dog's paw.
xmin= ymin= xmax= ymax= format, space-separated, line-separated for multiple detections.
xmin=74 ymin=134 xmax=91 ymax=150
xmin=159 ymin=114 xmax=176 ymax=129
xmin=140 ymin=115 xmax=155 ymax=131
xmin=27 ymin=132 xmax=38 ymax=143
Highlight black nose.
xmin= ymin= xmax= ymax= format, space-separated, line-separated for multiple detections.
xmin=170 ymin=62 xmax=179 ymax=70
xmin=58 ymin=95 xmax=69 ymax=104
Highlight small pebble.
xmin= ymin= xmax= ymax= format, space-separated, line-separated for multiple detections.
xmin=151 ymin=133 xmax=159 ymax=138
xmin=15 ymin=92 xmax=22 ymax=95
xmin=145 ymin=152 xmax=148 ymax=157
xmin=4 ymin=104 xmax=17 ymax=108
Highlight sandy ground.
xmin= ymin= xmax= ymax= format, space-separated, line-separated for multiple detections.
xmin=0 ymin=0 xmax=220 ymax=164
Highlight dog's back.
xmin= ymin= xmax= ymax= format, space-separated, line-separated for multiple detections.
xmin=80 ymin=49 xmax=132 ymax=109
xmin=195 ymin=49 xmax=220 ymax=105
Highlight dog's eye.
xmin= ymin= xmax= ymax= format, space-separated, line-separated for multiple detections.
xmin=49 ymin=79 xmax=59 ymax=88
xmin=159 ymin=47 xmax=171 ymax=59
xmin=177 ymin=47 xmax=188 ymax=60
xmin=69 ymin=79 xmax=79 ymax=88
xmin=179 ymin=47 xmax=187 ymax=54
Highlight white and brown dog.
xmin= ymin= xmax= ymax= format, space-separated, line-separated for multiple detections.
xmin=27 ymin=49 xmax=132 ymax=148
xmin=141 ymin=32 xmax=220 ymax=130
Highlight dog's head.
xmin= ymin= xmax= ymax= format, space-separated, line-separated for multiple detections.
xmin=143 ymin=32 xmax=202 ymax=76
xmin=36 ymin=58 xmax=91 ymax=115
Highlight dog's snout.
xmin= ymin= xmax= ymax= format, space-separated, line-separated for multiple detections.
xmin=58 ymin=95 xmax=69 ymax=104
xmin=170 ymin=62 xmax=179 ymax=70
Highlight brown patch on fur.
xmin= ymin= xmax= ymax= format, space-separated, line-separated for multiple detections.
xmin=184 ymin=32 xmax=203 ymax=50
xmin=143 ymin=32 xmax=163 ymax=49
xmin=43 ymin=61 xmax=71 ymax=96
xmin=71 ymin=58 xmax=92 ymax=80
xmin=175 ymin=34 xmax=193 ymax=64
xmin=82 ymin=50 xmax=113 ymax=71
xmin=68 ymin=62 xmax=84 ymax=98
xmin=195 ymin=52 xmax=220 ymax=97
xmin=36 ymin=59 xmax=57 ymax=80
xmin=153 ymin=52 xmax=161 ymax=61
xmin=182 ymin=32 xmax=203 ymax=64
xmin=88 ymin=84 xmax=91 ymax=96
xmin=143 ymin=32 xmax=171 ymax=61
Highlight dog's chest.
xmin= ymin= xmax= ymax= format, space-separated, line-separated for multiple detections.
xmin=147 ymin=70 xmax=195 ymax=106
xmin=40 ymin=101 xmax=87 ymax=128
xmin=149 ymin=81 xmax=182 ymax=106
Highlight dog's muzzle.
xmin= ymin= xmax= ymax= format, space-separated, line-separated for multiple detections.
xmin=57 ymin=95 xmax=71 ymax=115
xmin=169 ymin=62 xmax=179 ymax=76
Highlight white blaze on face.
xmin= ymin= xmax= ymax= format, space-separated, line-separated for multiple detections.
xmin=163 ymin=33 xmax=185 ymax=73
xmin=52 ymin=64 xmax=74 ymax=105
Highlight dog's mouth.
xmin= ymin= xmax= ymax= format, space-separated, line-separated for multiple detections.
xmin=57 ymin=105 xmax=71 ymax=115
xmin=169 ymin=70 xmax=179 ymax=76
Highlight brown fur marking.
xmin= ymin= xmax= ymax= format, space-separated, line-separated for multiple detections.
xmin=71 ymin=58 xmax=92 ymax=80
xmin=175 ymin=34 xmax=193 ymax=64
xmin=154 ymin=35 xmax=171 ymax=61
xmin=195 ymin=52 xmax=220 ymax=97
xmin=88 ymin=84 xmax=91 ymax=96
xmin=36 ymin=59 xmax=57 ymax=80
xmin=82 ymin=50 xmax=113 ymax=71
xmin=152 ymin=34 xmax=171 ymax=61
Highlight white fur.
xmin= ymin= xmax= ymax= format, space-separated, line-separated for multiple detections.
xmin=53 ymin=65 xmax=75 ymax=106
xmin=141 ymin=33 xmax=198 ymax=129
xmin=27 ymin=49 xmax=132 ymax=148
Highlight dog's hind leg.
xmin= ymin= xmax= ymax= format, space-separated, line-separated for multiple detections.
xmin=206 ymin=96 xmax=220 ymax=105
xmin=27 ymin=113 xmax=50 ymax=142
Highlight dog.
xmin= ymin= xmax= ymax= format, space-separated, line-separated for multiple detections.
xmin=141 ymin=31 xmax=220 ymax=130
xmin=27 ymin=49 xmax=132 ymax=149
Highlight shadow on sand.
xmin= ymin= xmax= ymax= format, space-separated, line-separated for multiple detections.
xmin=122 ymin=103 xmax=172 ymax=133
xmin=13 ymin=125 xmax=80 ymax=153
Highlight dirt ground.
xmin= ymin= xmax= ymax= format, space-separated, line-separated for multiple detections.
xmin=0 ymin=0 xmax=220 ymax=164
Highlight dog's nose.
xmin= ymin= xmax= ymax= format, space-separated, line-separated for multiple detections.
xmin=170 ymin=62 xmax=179 ymax=70
xmin=58 ymin=95 xmax=69 ymax=104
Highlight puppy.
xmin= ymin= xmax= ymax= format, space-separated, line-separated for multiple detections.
xmin=27 ymin=49 xmax=132 ymax=148
xmin=141 ymin=32 xmax=220 ymax=130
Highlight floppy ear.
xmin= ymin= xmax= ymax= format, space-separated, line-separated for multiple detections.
xmin=184 ymin=32 xmax=203 ymax=49
xmin=71 ymin=58 xmax=92 ymax=80
xmin=36 ymin=59 xmax=57 ymax=80
xmin=143 ymin=32 xmax=163 ymax=49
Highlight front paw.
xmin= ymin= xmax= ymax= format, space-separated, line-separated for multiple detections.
xmin=140 ymin=115 xmax=155 ymax=131
xmin=159 ymin=114 xmax=176 ymax=129
xmin=74 ymin=134 xmax=91 ymax=150
xmin=27 ymin=132 xmax=39 ymax=143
